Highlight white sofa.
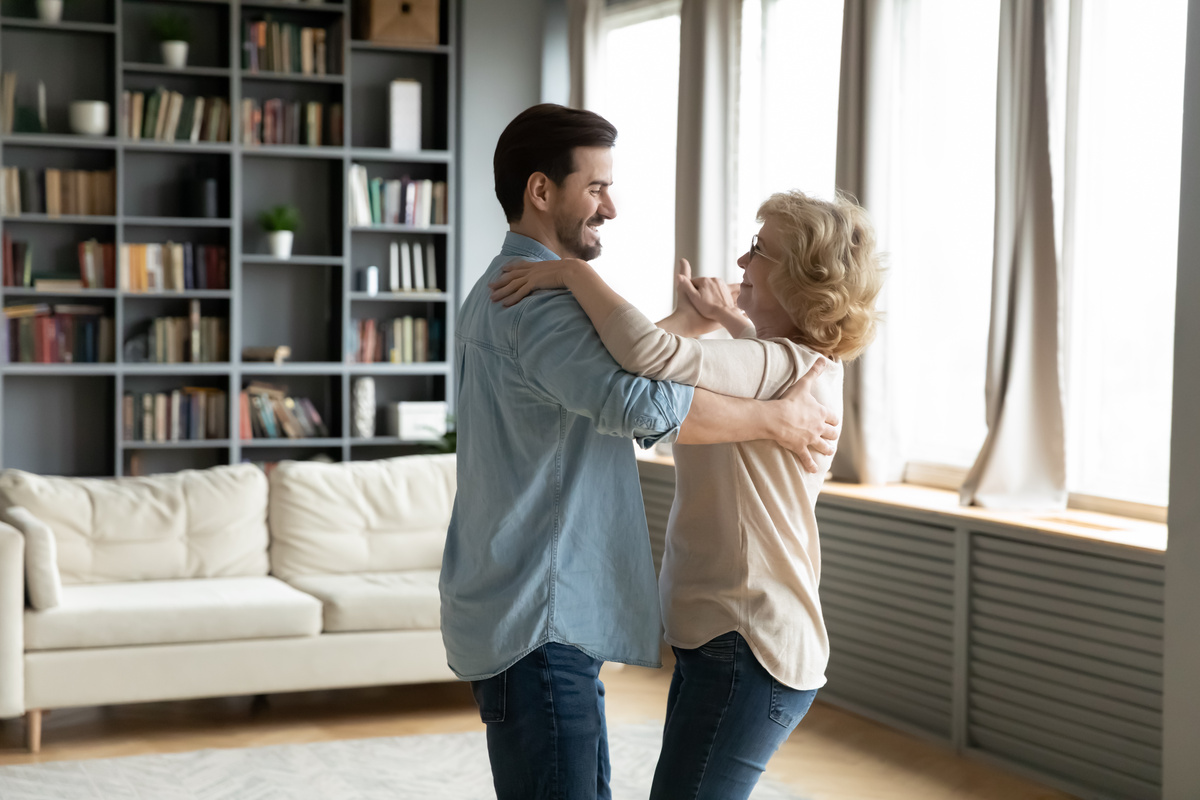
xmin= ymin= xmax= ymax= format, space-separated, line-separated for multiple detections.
xmin=0 ymin=454 xmax=458 ymax=752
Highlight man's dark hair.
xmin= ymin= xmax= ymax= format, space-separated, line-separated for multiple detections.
xmin=493 ymin=104 xmax=618 ymax=223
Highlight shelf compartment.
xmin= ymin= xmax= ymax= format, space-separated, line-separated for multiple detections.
xmin=122 ymin=151 xmax=231 ymax=220
xmin=242 ymin=156 xmax=342 ymax=257
xmin=241 ymin=259 xmax=341 ymax=363
xmin=2 ymin=374 xmax=114 ymax=475
xmin=349 ymin=48 xmax=449 ymax=150
xmin=350 ymin=234 xmax=447 ymax=295
xmin=121 ymin=1 xmax=230 ymax=68
xmin=0 ymin=25 xmax=116 ymax=135
xmin=240 ymin=372 xmax=341 ymax=439
xmin=124 ymin=446 xmax=229 ymax=476
xmin=121 ymin=296 xmax=230 ymax=364
xmin=349 ymin=372 xmax=446 ymax=442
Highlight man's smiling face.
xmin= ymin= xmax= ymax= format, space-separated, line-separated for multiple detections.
xmin=551 ymin=146 xmax=616 ymax=261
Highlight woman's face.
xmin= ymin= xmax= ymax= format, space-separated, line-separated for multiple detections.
xmin=736 ymin=218 xmax=801 ymax=338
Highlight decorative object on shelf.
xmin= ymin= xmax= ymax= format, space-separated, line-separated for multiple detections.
xmin=389 ymin=79 xmax=420 ymax=151
xmin=151 ymin=12 xmax=192 ymax=69
xmin=242 ymin=345 xmax=291 ymax=366
xmin=258 ymin=205 xmax=300 ymax=258
xmin=352 ymin=377 xmax=376 ymax=438
xmin=36 ymin=0 xmax=63 ymax=24
xmin=68 ymin=100 xmax=110 ymax=136
xmin=357 ymin=265 xmax=379 ymax=295
xmin=385 ymin=400 xmax=447 ymax=441
xmin=355 ymin=0 xmax=439 ymax=45
xmin=188 ymin=177 xmax=220 ymax=219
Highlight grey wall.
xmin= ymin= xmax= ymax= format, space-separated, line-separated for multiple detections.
xmin=456 ymin=0 xmax=547 ymax=296
xmin=1163 ymin=1 xmax=1200 ymax=796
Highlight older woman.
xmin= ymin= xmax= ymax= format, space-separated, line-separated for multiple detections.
xmin=490 ymin=190 xmax=884 ymax=800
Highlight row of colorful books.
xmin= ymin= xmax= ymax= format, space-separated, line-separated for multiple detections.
xmin=121 ymin=90 xmax=232 ymax=143
xmin=347 ymin=166 xmax=448 ymax=228
xmin=241 ymin=98 xmax=343 ymax=147
xmin=123 ymin=388 xmax=227 ymax=442
xmin=242 ymin=18 xmax=343 ymax=76
xmin=348 ymin=315 xmax=441 ymax=364
xmin=1 ymin=304 xmax=115 ymax=363
xmin=1 ymin=167 xmax=116 ymax=217
xmin=120 ymin=243 xmax=230 ymax=292
xmin=130 ymin=306 xmax=229 ymax=364
xmin=240 ymin=381 xmax=330 ymax=439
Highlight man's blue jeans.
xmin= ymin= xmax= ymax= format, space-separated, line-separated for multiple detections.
xmin=650 ymin=631 xmax=818 ymax=800
xmin=471 ymin=643 xmax=611 ymax=800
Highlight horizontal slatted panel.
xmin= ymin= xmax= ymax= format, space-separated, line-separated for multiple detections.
xmin=969 ymin=534 xmax=1164 ymax=798
xmin=636 ymin=462 xmax=675 ymax=576
xmin=818 ymin=508 xmax=955 ymax=739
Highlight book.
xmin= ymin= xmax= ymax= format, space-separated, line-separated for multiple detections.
xmin=425 ymin=242 xmax=438 ymax=290
xmin=413 ymin=242 xmax=425 ymax=291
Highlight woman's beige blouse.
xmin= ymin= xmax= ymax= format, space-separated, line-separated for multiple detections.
xmin=599 ymin=303 xmax=843 ymax=690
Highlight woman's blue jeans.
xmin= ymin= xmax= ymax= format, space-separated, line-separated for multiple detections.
xmin=649 ymin=631 xmax=818 ymax=800
xmin=471 ymin=642 xmax=611 ymax=800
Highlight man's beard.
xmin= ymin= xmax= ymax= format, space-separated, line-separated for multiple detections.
xmin=555 ymin=211 xmax=604 ymax=261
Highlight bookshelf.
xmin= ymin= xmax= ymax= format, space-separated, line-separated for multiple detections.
xmin=0 ymin=0 xmax=457 ymax=477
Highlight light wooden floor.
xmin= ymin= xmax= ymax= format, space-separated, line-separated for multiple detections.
xmin=0 ymin=658 xmax=1077 ymax=800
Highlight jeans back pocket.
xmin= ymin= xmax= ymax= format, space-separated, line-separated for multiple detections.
xmin=471 ymin=671 xmax=507 ymax=723
xmin=696 ymin=631 xmax=739 ymax=662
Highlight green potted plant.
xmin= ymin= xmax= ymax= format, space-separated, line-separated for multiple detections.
xmin=259 ymin=204 xmax=301 ymax=258
xmin=151 ymin=12 xmax=191 ymax=69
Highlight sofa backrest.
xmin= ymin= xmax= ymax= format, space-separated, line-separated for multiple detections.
xmin=0 ymin=464 xmax=270 ymax=585
xmin=268 ymin=454 xmax=456 ymax=580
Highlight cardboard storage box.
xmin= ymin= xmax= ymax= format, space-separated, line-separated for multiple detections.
xmin=355 ymin=0 xmax=440 ymax=46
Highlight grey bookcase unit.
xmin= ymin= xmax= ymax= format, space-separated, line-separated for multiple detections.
xmin=0 ymin=0 xmax=457 ymax=477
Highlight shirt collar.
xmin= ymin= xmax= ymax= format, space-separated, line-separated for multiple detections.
xmin=501 ymin=231 xmax=561 ymax=262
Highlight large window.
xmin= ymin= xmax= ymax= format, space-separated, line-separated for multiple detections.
xmin=590 ymin=1 xmax=682 ymax=323
xmin=881 ymin=0 xmax=1001 ymax=476
xmin=735 ymin=0 xmax=844 ymax=281
xmin=1064 ymin=0 xmax=1188 ymax=508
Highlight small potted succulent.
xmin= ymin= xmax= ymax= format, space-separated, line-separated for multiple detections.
xmin=36 ymin=0 xmax=63 ymax=23
xmin=151 ymin=12 xmax=191 ymax=69
xmin=259 ymin=204 xmax=301 ymax=258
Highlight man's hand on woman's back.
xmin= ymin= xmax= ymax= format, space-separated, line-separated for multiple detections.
xmin=770 ymin=360 xmax=840 ymax=473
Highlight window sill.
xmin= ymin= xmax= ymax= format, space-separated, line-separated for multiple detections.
xmin=635 ymin=450 xmax=1167 ymax=553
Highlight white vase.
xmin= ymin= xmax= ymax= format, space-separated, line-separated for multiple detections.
xmin=161 ymin=40 xmax=189 ymax=68
xmin=68 ymin=101 xmax=109 ymax=136
xmin=36 ymin=0 xmax=62 ymax=23
xmin=267 ymin=231 xmax=294 ymax=259
xmin=352 ymin=378 xmax=376 ymax=439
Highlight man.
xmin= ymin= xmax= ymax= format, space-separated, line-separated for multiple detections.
xmin=439 ymin=104 xmax=838 ymax=800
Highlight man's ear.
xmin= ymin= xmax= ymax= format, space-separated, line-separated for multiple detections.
xmin=526 ymin=172 xmax=553 ymax=214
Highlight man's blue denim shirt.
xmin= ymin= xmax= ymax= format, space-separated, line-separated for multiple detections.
xmin=439 ymin=232 xmax=695 ymax=680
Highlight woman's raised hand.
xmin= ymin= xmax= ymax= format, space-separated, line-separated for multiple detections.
xmin=676 ymin=259 xmax=747 ymax=326
xmin=489 ymin=259 xmax=585 ymax=306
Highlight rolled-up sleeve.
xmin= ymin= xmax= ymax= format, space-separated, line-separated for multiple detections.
xmin=515 ymin=292 xmax=694 ymax=446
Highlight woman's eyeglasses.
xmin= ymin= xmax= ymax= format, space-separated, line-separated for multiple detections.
xmin=750 ymin=234 xmax=781 ymax=263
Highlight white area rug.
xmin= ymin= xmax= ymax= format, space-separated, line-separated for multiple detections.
xmin=0 ymin=723 xmax=807 ymax=800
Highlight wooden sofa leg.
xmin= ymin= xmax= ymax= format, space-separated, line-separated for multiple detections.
xmin=26 ymin=709 xmax=42 ymax=753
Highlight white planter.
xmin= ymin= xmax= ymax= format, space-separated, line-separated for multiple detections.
xmin=36 ymin=0 xmax=63 ymax=23
xmin=161 ymin=40 xmax=189 ymax=68
xmin=267 ymin=231 xmax=294 ymax=259
xmin=68 ymin=101 xmax=109 ymax=136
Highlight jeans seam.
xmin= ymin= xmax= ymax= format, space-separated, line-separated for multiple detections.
xmin=689 ymin=633 xmax=740 ymax=799
xmin=542 ymin=647 xmax=561 ymax=800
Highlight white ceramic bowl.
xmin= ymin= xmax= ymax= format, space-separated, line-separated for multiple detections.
xmin=68 ymin=101 xmax=109 ymax=136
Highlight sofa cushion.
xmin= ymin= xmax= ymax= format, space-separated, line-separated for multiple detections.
xmin=268 ymin=454 xmax=455 ymax=580
xmin=286 ymin=570 xmax=441 ymax=633
xmin=24 ymin=576 xmax=321 ymax=651
xmin=4 ymin=507 xmax=62 ymax=610
xmin=0 ymin=465 xmax=269 ymax=585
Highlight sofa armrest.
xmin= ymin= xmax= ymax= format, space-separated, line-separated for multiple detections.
xmin=0 ymin=522 xmax=23 ymax=719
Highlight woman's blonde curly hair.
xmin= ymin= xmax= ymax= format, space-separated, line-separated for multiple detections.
xmin=760 ymin=190 xmax=885 ymax=362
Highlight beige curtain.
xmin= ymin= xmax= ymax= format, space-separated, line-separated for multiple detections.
xmin=567 ymin=0 xmax=604 ymax=110
xmin=959 ymin=0 xmax=1068 ymax=509
xmin=829 ymin=0 xmax=896 ymax=484
xmin=674 ymin=0 xmax=741 ymax=278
